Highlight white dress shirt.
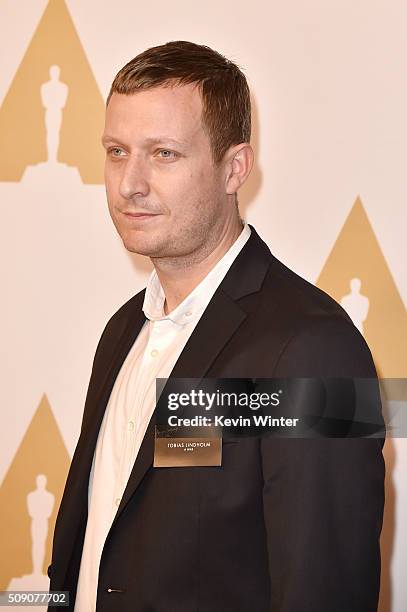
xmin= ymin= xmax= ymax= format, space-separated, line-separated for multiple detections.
xmin=74 ymin=222 xmax=251 ymax=611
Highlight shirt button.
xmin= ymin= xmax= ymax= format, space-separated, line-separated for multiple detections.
xmin=185 ymin=311 xmax=192 ymax=317
xmin=128 ymin=421 xmax=135 ymax=432
xmin=150 ymin=349 xmax=159 ymax=357
xmin=115 ymin=498 xmax=121 ymax=507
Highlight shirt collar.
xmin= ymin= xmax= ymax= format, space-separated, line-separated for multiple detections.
xmin=143 ymin=222 xmax=251 ymax=326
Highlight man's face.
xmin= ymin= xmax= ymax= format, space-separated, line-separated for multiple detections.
xmin=102 ymin=83 xmax=233 ymax=260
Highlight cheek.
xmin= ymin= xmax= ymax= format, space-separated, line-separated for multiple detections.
xmin=170 ymin=178 xmax=211 ymax=215
xmin=151 ymin=161 xmax=220 ymax=217
xmin=176 ymin=163 xmax=218 ymax=200
xmin=104 ymin=163 xmax=122 ymax=192
xmin=149 ymin=170 xmax=191 ymax=212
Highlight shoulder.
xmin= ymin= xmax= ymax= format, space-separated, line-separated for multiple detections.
xmin=240 ymin=227 xmax=355 ymax=327
xmin=265 ymin=252 xmax=352 ymax=322
xmin=256 ymin=253 xmax=376 ymax=377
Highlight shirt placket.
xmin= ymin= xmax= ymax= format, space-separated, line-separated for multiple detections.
xmin=114 ymin=319 xmax=179 ymax=504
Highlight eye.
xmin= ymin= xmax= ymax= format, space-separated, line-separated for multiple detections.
xmin=157 ymin=149 xmax=178 ymax=159
xmin=108 ymin=147 xmax=126 ymax=157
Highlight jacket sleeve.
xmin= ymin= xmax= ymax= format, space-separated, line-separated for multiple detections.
xmin=260 ymin=316 xmax=385 ymax=612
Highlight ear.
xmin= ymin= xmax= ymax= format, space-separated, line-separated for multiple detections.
xmin=224 ymin=143 xmax=254 ymax=196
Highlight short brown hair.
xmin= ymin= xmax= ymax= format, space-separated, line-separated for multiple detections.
xmin=107 ymin=40 xmax=251 ymax=164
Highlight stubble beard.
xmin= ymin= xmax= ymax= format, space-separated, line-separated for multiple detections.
xmin=111 ymin=185 xmax=225 ymax=266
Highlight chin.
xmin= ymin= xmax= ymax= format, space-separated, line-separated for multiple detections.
xmin=121 ymin=234 xmax=163 ymax=257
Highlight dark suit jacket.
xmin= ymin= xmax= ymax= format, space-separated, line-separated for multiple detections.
xmin=48 ymin=224 xmax=385 ymax=611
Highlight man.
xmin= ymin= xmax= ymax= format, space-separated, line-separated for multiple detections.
xmin=48 ymin=41 xmax=384 ymax=611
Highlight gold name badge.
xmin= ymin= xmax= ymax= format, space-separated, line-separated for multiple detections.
xmin=153 ymin=435 xmax=222 ymax=467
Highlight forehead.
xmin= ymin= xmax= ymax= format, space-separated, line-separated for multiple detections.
xmin=104 ymin=83 xmax=206 ymax=145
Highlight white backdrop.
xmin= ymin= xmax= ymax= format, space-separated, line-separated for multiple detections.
xmin=0 ymin=1 xmax=406 ymax=610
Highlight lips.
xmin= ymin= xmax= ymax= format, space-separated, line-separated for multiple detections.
xmin=122 ymin=211 xmax=159 ymax=217
xmin=120 ymin=210 xmax=161 ymax=223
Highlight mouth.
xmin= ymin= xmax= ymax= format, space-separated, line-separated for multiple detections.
xmin=121 ymin=211 xmax=161 ymax=222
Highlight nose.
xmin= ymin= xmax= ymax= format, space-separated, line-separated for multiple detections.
xmin=119 ymin=156 xmax=150 ymax=200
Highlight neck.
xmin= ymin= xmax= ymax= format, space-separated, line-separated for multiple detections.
xmin=151 ymin=216 xmax=244 ymax=314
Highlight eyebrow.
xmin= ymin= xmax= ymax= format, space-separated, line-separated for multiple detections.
xmin=101 ymin=135 xmax=188 ymax=147
xmin=144 ymin=137 xmax=188 ymax=147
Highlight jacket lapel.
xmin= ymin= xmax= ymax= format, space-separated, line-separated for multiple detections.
xmin=80 ymin=298 xmax=147 ymax=447
xmin=111 ymin=290 xmax=247 ymax=529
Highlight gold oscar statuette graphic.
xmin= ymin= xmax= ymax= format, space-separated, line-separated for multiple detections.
xmin=0 ymin=0 xmax=105 ymax=184
xmin=0 ymin=394 xmax=70 ymax=593
xmin=317 ymin=196 xmax=407 ymax=401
